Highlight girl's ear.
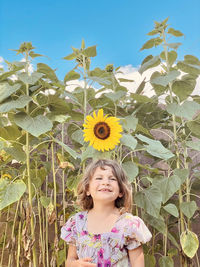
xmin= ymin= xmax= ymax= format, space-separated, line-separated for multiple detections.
xmin=86 ymin=191 xmax=91 ymax=196
xmin=118 ymin=192 xmax=123 ymax=198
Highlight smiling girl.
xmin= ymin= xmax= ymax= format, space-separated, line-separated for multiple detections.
xmin=61 ymin=159 xmax=152 ymax=267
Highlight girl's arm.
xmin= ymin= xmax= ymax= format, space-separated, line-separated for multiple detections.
xmin=66 ymin=245 xmax=96 ymax=267
xmin=128 ymin=246 xmax=145 ymax=267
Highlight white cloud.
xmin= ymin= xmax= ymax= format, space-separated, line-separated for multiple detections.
xmin=117 ymin=64 xmax=200 ymax=101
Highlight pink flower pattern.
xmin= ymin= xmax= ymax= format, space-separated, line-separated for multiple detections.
xmin=61 ymin=211 xmax=152 ymax=266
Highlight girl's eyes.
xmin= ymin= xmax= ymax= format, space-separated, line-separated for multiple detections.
xmin=95 ymin=177 xmax=117 ymax=181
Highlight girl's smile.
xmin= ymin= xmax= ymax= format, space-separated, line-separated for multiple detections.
xmin=87 ymin=166 xmax=123 ymax=203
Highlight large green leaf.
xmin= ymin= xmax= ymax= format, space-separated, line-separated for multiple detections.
xmin=187 ymin=120 xmax=200 ymax=137
xmin=0 ymin=125 xmax=21 ymax=141
xmin=82 ymin=46 xmax=97 ymax=57
xmin=37 ymin=63 xmax=59 ymax=82
xmin=105 ymin=91 xmax=126 ymax=102
xmin=160 ymin=51 xmax=177 ymax=66
xmin=180 ymin=201 xmax=197 ymax=219
xmin=0 ymin=179 xmax=26 ymax=210
xmin=71 ymin=129 xmax=84 ymax=145
xmin=121 ymin=134 xmax=137 ymax=150
xmin=122 ymin=161 xmax=138 ymax=182
xmin=136 ymin=134 xmax=174 ymax=160
xmin=54 ymin=139 xmax=78 ymax=159
xmin=0 ymin=83 xmax=21 ymax=103
xmin=159 ymin=256 xmax=174 ymax=267
xmin=151 ymin=70 xmax=180 ymax=87
xmin=121 ymin=116 xmax=138 ymax=131
xmin=18 ymin=72 xmax=44 ymax=85
xmin=177 ymin=62 xmax=200 ymax=75
xmin=139 ymin=56 xmax=160 ymax=74
xmin=172 ymin=75 xmax=196 ymax=102
xmin=168 ymin=27 xmax=184 ymax=37
xmin=166 ymin=101 xmax=200 ymax=120
xmin=14 ymin=113 xmax=53 ymax=137
xmin=180 ymin=230 xmax=199 ymax=258
xmin=153 ymin=175 xmax=182 ymax=203
xmin=3 ymin=146 xmax=26 ymax=162
xmin=135 ymin=186 xmax=162 ymax=218
xmin=144 ymin=255 xmax=156 ymax=267
xmin=140 ymin=38 xmax=163 ymax=50
xmin=186 ymin=140 xmax=200 ymax=151
xmin=163 ymin=203 xmax=179 ymax=217
xmin=0 ymin=95 xmax=32 ymax=112
xmin=64 ymin=70 xmax=80 ymax=83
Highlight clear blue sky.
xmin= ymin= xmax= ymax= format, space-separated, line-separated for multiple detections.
xmin=1 ymin=0 xmax=200 ymax=80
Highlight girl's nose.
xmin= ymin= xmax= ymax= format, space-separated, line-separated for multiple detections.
xmin=102 ymin=178 xmax=110 ymax=185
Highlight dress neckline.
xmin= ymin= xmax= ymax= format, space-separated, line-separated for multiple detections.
xmin=84 ymin=210 xmax=126 ymax=235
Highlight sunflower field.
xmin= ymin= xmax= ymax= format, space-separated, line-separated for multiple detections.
xmin=0 ymin=18 xmax=200 ymax=266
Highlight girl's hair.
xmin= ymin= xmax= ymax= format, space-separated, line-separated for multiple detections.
xmin=77 ymin=159 xmax=132 ymax=213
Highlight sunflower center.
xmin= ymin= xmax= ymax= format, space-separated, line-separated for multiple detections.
xmin=94 ymin=122 xmax=110 ymax=140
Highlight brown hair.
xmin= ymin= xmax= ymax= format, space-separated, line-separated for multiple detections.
xmin=77 ymin=159 xmax=132 ymax=213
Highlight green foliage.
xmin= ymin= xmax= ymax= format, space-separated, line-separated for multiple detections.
xmin=0 ymin=20 xmax=199 ymax=267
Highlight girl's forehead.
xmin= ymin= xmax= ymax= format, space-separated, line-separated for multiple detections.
xmin=93 ymin=165 xmax=114 ymax=175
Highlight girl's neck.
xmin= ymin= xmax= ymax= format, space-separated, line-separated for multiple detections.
xmin=89 ymin=203 xmax=119 ymax=217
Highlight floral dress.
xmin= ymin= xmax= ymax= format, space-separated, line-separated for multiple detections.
xmin=61 ymin=211 xmax=152 ymax=267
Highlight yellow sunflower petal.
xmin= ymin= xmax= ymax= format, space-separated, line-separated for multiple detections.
xmin=83 ymin=109 xmax=123 ymax=152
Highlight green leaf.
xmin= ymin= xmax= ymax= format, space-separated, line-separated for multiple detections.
xmin=0 ymin=66 xmax=24 ymax=81
xmin=186 ymin=140 xmax=200 ymax=151
xmin=187 ymin=120 xmax=200 ymax=136
xmin=71 ymin=129 xmax=84 ymax=145
xmin=121 ymin=134 xmax=137 ymax=150
xmin=29 ymin=51 xmax=44 ymax=58
xmin=144 ymin=254 xmax=156 ymax=267
xmin=0 ymin=83 xmax=21 ymax=103
xmin=46 ymin=114 xmax=71 ymax=123
xmin=163 ymin=203 xmax=179 ymax=217
xmin=159 ymin=256 xmax=174 ymax=267
xmin=166 ymin=101 xmax=200 ymax=120
xmin=173 ymin=168 xmax=189 ymax=184
xmin=14 ymin=113 xmax=53 ymax=137
xmin=0 ymin=179 xmax=26 ymax=210
xmin=0 ymin=95 xmax=32 ymax=112
xmin=64 ymin=70 xmax=81 ymax=83
xmin=160 ymin=51 xmax=177 ymax=66
xmin=0 ymin=125 xmax=21 ymax=141
xmin=58 ymin=249 xmax=66 ymax=266
xmin=37 ymin=63 xmax=59 ymax=82
xmin=3 ymin=146 xmax=26 ymax=162
xmin=118 ymin=78 xmax=134 ymax=83
xmin=135 ymin=186 xmax=162 ymax=218
xmin=121 ymin=116 xmax=138 ymax=132
xmin=180 ymin=230 xmax=199 ymax=258
xmin=63 ymin=52 xmax=76 ymax=60
xmin=131 ymin=93 xmax=153 ymax=103
xmin=177 ymin=62 xmax=200 ymax=75
xmin=105 ymin=91 xmax=126 ymax=102
xmin=151 ymin=70 xmax=180 ymax=87
xmin=139 ymin=56 xmax=160 ymax=74
xmin=136 ymin=134 xmax=174 ymax=160
xmin=140 ymin=38 xmax=162 ymax=50
xmin=153 ymin=175 xmax=182 ymax=203
xmin=82 ymin=46 xmax=97 ymax=57
xmin=54 ymin=139 xmax=78 ymax=159
xmin=18 ymin=72 xmax=43 ymax=85
xmin=172 ymin=75 xmax=196 ymax=101
xmin=122 ymin=161 xmax=138 ymax=182
xmin=164 ymin=43 xmax=182 ymax=50
xmin=40 ymin=196 xmax=51 ymax=208
xmin=30 ymin=168 xmax=47 ymax=188
xmin=180 ymin=201 xmax=197 ymax=219
xmin=184 ymin=55 xmax=200 ymax=66
xmin=168 ymin=27 xmax=184 ymax=37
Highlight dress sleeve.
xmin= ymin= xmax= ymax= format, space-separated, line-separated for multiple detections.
xmin=60 ymin=215 xmax=77 ymax=246
xmin=124 ymin=214 xmax=152 ymax=250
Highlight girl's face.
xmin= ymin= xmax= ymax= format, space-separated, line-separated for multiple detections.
xmin=87 ymin=165 xmax=123 ymax=205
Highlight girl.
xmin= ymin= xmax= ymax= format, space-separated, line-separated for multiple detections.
xmin=61 ymin=159 xmax=152 ymax=267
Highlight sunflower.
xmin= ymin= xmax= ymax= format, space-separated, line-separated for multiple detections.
xmin=83 ymin=109 xmax=123 ymax=152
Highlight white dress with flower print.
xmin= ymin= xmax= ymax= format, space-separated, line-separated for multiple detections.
xmin=61 ymin=211 xmax=152 ymax=267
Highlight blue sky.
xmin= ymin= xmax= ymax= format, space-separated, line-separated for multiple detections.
xmin=1 ymin=0 xmax=200 ymax=80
